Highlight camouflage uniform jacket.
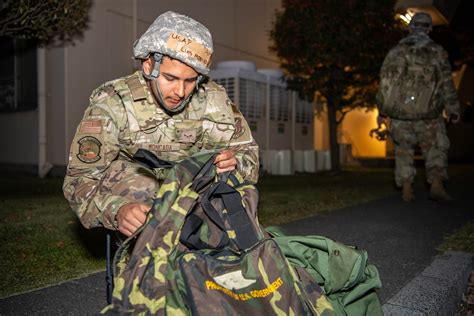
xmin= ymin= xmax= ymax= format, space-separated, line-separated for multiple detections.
xmin=377 ymin=32 xmax=460 ymax=120
xmin=63 ymin=71 xmax=259 ymax=230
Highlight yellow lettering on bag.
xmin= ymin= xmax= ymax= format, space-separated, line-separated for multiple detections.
xmin=205 ymin=277 xmax=283 ymax=301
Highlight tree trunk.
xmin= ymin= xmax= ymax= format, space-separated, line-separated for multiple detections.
xmin=327 ymin=99 xmax=340 ymax=171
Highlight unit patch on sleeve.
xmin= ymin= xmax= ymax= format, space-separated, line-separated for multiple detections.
xmin=77 ymin=136 xmax=102 ymax=163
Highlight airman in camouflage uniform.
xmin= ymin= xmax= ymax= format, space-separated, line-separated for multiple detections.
xmin=377 ymin=12 xmax=460 ymax=202
xmin=63 ymin=11 xmax=259 ymax=235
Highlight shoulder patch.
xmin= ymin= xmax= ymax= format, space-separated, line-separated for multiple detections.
xmin=76 ymin=136 xmax=102 ymax=163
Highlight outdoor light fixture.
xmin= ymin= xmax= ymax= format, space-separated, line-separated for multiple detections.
xmin=396 ymin=8 xmax=416 ymax=25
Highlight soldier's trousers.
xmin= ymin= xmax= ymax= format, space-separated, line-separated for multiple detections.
xmin=389 ymin=117 xmax=450 ymax=186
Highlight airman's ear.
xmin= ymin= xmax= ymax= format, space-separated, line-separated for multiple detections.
xmin=142 ymin=57 xmax=153 ymax=76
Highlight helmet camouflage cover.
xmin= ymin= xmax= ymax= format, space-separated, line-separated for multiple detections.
xmin=133 ymin=11 xmax=213 ymax=75
xmin=409 ymin=12 xmax=432 ymax=32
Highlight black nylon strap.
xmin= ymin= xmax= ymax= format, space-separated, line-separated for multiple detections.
xmin=214 ymin=182 xmax=259 ymax=250
xmin=199 ymin=181 xmax=259 ymax=250
xmin=190 ymin=155 xmax=218 ymax=192
xmin=133 ymin=148 xmax=174 ymax=169
xmin=200 ymin=186 xmax=229 ymax=232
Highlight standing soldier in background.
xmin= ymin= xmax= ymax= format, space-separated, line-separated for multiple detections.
xmin=63 ymin=11 xmax=259 ymax=236
xmin=377 ymin=12 xmax=460 ymax=202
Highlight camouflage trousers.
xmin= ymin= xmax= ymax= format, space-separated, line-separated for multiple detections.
xmin=389 ymin=118 xmax=449 ymax=187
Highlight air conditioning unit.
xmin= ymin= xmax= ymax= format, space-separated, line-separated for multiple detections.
xmin=210 ymin=61 xmax=314 ymax=175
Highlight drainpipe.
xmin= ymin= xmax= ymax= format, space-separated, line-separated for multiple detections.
xmin=38 ymin=46 xmax=52 ymax=178
xmin=265 ymin=75 xmax=270 ymax=173
xmin=291 ymin=91 xmax=296 ymax=173
xmin=291 ymin=91 xmax=296 ymax=151
xmin=132 ymin=0 xmax=138 ymax=70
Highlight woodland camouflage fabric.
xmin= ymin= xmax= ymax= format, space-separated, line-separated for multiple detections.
xmin=390 ymin=118 xmax=449 ymax=186
xmin=377 ymin=32 xmax=460 ymax=120
xmin=101 ymin=152 xmax=335 ymax=315
xmin=63 ymin=71 xmax=259 ymax=230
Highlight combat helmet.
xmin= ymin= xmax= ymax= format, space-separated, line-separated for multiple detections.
xmin=133 ymin=11 xmax=214 ymax=112
xmin=133 ymin=11 xmax=213 ymax=75
xmin=409 ymin=12 xmax=432 ymax=33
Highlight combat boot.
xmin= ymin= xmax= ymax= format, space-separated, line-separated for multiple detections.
xmin=402 ymin=180 xmax=414 ymax=202
xmin=430 ymin=177 xmax=452 ymax=202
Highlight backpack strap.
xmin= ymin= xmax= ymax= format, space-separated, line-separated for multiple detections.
xmin=180 ymin=180 xmax=260 ymax=251
xmin=209 ymin=181 xmax=260 ymax=250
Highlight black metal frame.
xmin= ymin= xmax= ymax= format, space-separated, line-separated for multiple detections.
xmin=106 ymin=232 xmax=114 ymax=304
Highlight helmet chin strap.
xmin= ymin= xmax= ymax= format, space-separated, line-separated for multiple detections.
xmin=143 ymin=53 xmax=204 ymax=114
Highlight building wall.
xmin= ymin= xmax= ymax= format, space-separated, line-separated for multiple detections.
xmin=339 ymin=108 xmax=387 ymax=158
xmin=136 ymin=0 xmax=281 ymax=69
xmin=63 ymin=0 xmax=136 ymax=166
xmin=0 ymin=111 xmax=38 ymax=164
xmin=46 ymin=47 xmax=67 ymax=165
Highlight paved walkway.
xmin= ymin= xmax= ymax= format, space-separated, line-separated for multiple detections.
xmin=1 ymin=169 xmax=473 ymax=315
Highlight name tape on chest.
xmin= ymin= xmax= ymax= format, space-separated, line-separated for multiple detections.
xmin=149 ymin=143 xmax=181 ymax=152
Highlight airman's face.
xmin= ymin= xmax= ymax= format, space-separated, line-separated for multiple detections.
xmin=144 ymin=56 xmax=198 ymax=110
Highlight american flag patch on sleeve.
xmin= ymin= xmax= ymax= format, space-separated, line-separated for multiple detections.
xmin=79 ymin=119 xmax=103 ymax=134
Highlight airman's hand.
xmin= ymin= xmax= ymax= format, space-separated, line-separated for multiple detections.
xmin=214 ymin=150 xmax=237 ymax=173
xmin=116 ymin=203 xmax=151 ymax=237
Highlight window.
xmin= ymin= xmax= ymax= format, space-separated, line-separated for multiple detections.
xmin=0 ymin=38 xmax=38 ymax=112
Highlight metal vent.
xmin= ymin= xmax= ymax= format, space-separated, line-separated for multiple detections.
xmin=215 ymin=78 xmax=235 ymax=103
xmin=295 ymin=98 xmax=312 ymax=124
xmin=238 ymin=78 xmax=265 ymax=119
xmin=270 ymin=86 xmax=289 ymax=121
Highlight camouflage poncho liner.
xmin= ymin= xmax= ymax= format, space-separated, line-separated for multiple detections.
xmin=101 ymin=151 xmax=337 ymax=315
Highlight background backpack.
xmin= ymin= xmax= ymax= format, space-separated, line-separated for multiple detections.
xmin=378 ymin=43 xmax=443 ymax=120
